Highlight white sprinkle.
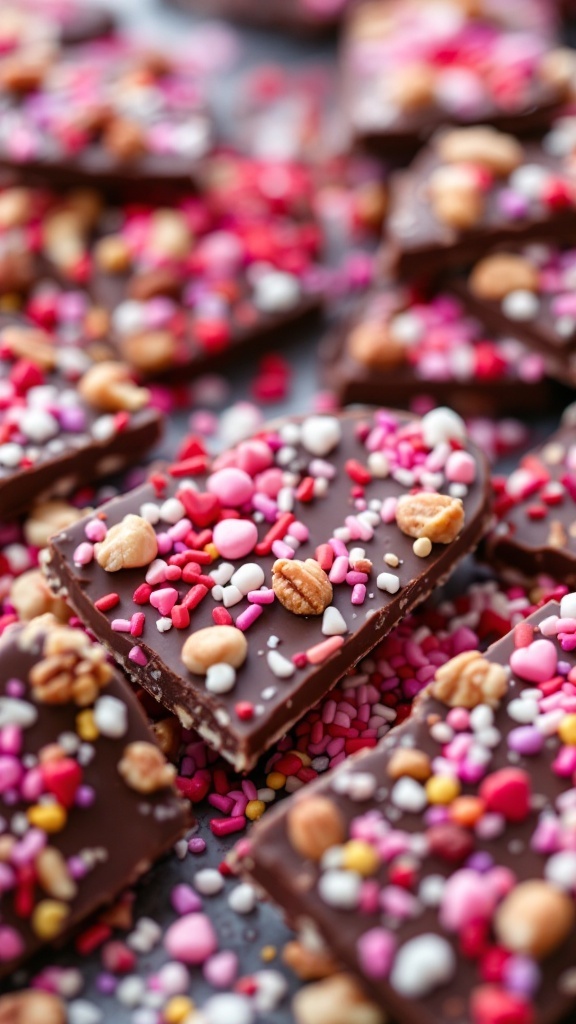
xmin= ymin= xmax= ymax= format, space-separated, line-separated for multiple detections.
xmin=545 ymin=851 xmax=576 ymax=891
xmin=231 ymin=563 xmax=265 ymax=595
xmin=93 ymin=695 xmax=128 ymax=739
xmin=300 ymin=415 xmax=342 ymax=457
xmin=390 ymin=777 xmax=428 ymax=813
xmin=68 ymin=1000 xmax=103 ymax=1024
xmin=421 ymin=407 xmax=466 ymax=448
xmin=205 ymin=663 xmax=236 ymax=694
xmin=318 ymin=869 xmax=362 ymax=909
xmin=561 ymin=593 xmax=576 ymax=619
xmin=377 ymin=572 xmax=400 ymax=594
xmin=321 ymin=606 xmax=348 ymax=636
xmin=156 ymin=617 xmax=173 ymax=633
xmin=159 ymin=498 xmax=186 ymax=524
xmin=222 ymin=585 xmax=243 ymax=608
xmin=202 ymin=994 xmax=254 ymax=1024
xmin=0 ymin=697 xmax=37 ymax=729
xmin=390 ymin=934 xmax=455 ymax=997
xmin=194 ymin=868 xmax=225 ymax=896
xmin=228 ymin=883 xmax=257 ymax=915
xmin=266 ymin=650 xmax=295 ymax=679
xmin=502 ymin=289 xmax=540 ymax=321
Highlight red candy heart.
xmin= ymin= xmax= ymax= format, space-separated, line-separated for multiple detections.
xmin=41 ymin=758 xmax=83 ymax=808
xmin=178 ymin=489 xmax=221 ymax=528
xmin=479 ymin=768 xmax=531 ymax=823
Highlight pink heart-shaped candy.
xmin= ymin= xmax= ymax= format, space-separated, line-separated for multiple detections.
xmin=509 ymin=638 xmax=558 ymax=684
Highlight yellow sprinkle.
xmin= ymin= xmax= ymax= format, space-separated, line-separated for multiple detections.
xmin=76 ymin=709 xmax=99 ymax=742
xmin=164 ymin=996 xmax=195 ymax=1024
xmin=425 ymin=775 xmax=461 ymax=805
xmin=559 ymin=714 xmax=576 ymax=746
xmin=246 ymin=799 xmax=266 ymax=821
xmin=341 ymin=839 xmax=380 ymax=877
xmin=413 ymin=537 xmax=432 ymax=558
xmin=266 ymin=772 xmax=286 ymax=790
xmin=31 ymin=899 xmax=68 ymax=940
xmin=204 ymin=543 xmax=218 ymax=561
xmin=27 ymin=803 xmax=67 ymax=833
xmin=261 ymin=945 xmax=277 ymax=962
xmin=384 ymin=553 xmax=399 ymax=568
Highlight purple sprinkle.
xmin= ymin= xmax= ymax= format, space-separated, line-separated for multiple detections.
xmin=188 ymin=837 xmax=206 ymax=854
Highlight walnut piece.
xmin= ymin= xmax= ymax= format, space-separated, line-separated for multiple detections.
xmin=431 ymin=651 xmax=508 ymax=709
xmin=28 ymin=624 xmax=112 ymax=706
xmin=119 ymin=330 xmax=178 ymax=374
xmin=78 ymin=361 xmax=150 ymax=413
xmin=292 ymin=974 xmax=385 ymax=1024
xmin=347 ymin=320 xmax=406 ymax=369
xmin=436 ymin=127 xmax=524 ymax=176
xmin=181 ymin=624 xmax=248 ymax=675
xmin=95 ymin=514 xmax=158 ymax=572
xmin=395 ymin=492 xmax=464 ymax=544
xmin=118 ymin=741 xmax=176 ymax=793
xmin=287 ymin=795 xmax=346 ymax=861
xmin=0 ymin=991 xmax=66 ymax=1024
xmin=494 ymin=880 xmax=575 ymax=960
xmin=272 ymin=558 xmax=333 ymax=616
xmin=24 ymin=499 xmax=86 ymax=549
xmin=282 ymin=940 xmax=340 ymax=981
xmin=10 ymin=569 xmax=70 ymax=623
xmin=469 ymin=253 xmax=539 ymax=301
xmin=1 ymin=325 xmax=56 ymax=371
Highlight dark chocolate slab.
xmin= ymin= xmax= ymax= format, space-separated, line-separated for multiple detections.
xmin=0 ymin=617 xmax=188 ymax=978
xmin=342 ymin=0 xmax=563 ymax=163
xmin=385 ymin=128 xmax=576 ymax=279
xmin=243 ymin=600 xmax=576 ymax=1024
xmin=0 ymin=314 xmax=162 ymax=519
xmin=45 ymin=408 xmax=491 ymax=771
xmin=321 ymin=285 xmax=557 ymax=416
xmin=0 ymin=39 xmax=213 ymax=195
xmin=484 ymin=412 xmax=576 ymax=585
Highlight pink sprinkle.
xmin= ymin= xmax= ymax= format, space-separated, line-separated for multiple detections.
xmin=307 ymin=635 xmax=345 ymax=665
xmin=236 ymin=604 xmax=263 ymax=631
xmin=357 ymin=927 xmax=395 ymax=980
xmin=347 ymin=571 xmax=368 ymax=585
xmin=329 ymin=538 xmax=348 ymax=557
xmin=380 ymin=497 xmax=397 ymax=523
xmin=146 ymin=559 xmax=168 ymax=585
xmin=203 ymin=950 xmax=239 ymax=989
xmin=329 ymin=555 xmax=349 ymax=584
xmin=290 ymin=521 xmax=309 ymax=542
xmin=129 ymin=646 xmax=148 ymax=666
xmin=111 ymin=618 xmax=132 ymax=632
xmin=73 ymin=542 xmax=94 ymax=566
xmin=164 ymin=913 xmax=217 ymax=964
xmin=247 ymin=588 xmax=275 ymax=604
xmin=271 ymin=539 xmax=294 ymax=559
xmin=85 ymin=520 xmax=107 ymax=542
xmin=351 ymin=584 xmax=366 ymax=605
xmin=210 ymin=816 xmax=245 ymax=837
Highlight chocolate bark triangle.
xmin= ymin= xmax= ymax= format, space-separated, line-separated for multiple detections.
xmin=0 ymin=40 xmax=213 ymax=195
xmin=45 ymin=407 xmax=492 ymax=771
xmin=241 ymin=598 xmax=576 ymax=1024
xmin=484 ymin=407 xmax=576 ymax=586
xmin=342 ymin=0 xmax=564 ymax=163
xmin=0 ymin=616 xmax=188 ymax=979
xmin=321 ymin=283 xmax=556 ymax=416
xmin=384 ymin=125 xmax=576 ymax=279
xmin=0 ymin=313 xmax=162 ymax=519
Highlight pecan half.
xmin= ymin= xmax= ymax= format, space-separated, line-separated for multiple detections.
xmin=272 ymin=558 xmax=333 ymax=616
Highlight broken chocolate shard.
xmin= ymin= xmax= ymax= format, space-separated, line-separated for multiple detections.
xmin=45 ymin=407 xmax=492 ymax=771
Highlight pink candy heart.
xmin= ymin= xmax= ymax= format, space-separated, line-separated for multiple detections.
xmin=149 ymin=587 xmax=178 ymax=617
xmin=509 ymin=639 xmax=558 ymax=684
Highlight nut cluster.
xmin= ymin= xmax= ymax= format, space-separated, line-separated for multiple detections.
xmin=26 ymin=623 xmax=112 ymax=706
xmin=395 ymin=492 xmax=464 ymax=544
xmin=118 ymin=741 xmax=176 ymax=793
xmin=95 ymin=514 xmax=159 ymax=572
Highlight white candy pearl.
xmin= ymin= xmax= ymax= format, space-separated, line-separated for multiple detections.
xmin=93 ymin=695 xmax=128 ymax=738
xmin=321 ymin=606 xmax=348 ymax=636
xmin=318 ymin=869 xmax=362 ymax=909
xmin=205 ymin=663 xmax=236 ymax=694
xmin=390 ymin=934 xmax=455 ymax=997
xmin=300 ymin=416 xmax=342 ymax=457
xmin=421 ymin=407 xmax=467 ymax=448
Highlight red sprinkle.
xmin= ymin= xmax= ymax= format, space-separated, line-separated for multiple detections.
xmin=94 ymin=593 xmax=120 ymax=612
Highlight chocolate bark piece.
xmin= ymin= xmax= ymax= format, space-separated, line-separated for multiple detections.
xmin=0 ymin=40 xmax=213 ymax=196
xmin=0 ymin=1 xmax=114 ymax=50
xmin=449 ymin=242 xmax=576 ymax=387
xmin=484 ymin=411 xmax=576 ymax=586
xmin=342 ymin=0 xmax=563 ymax=164
xmin=0 ymin=314 xmax=162 ymax=519
xmin=242 ymin=600 xmax=576 ymax=1024
xmin=44 ymin=407 xmax=492 ymax=771
xmin=3 ymin=162 xmax=323 ymax=381
xmin=164 ymin=0 xmax=347 ymax=36
xmin=0 ymin=617 xmax=188 ymax=979
xmin=321 ymin=285 xmax=556 ymax=416
xmin=384 ymin=126 xmax=576 ymax=279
